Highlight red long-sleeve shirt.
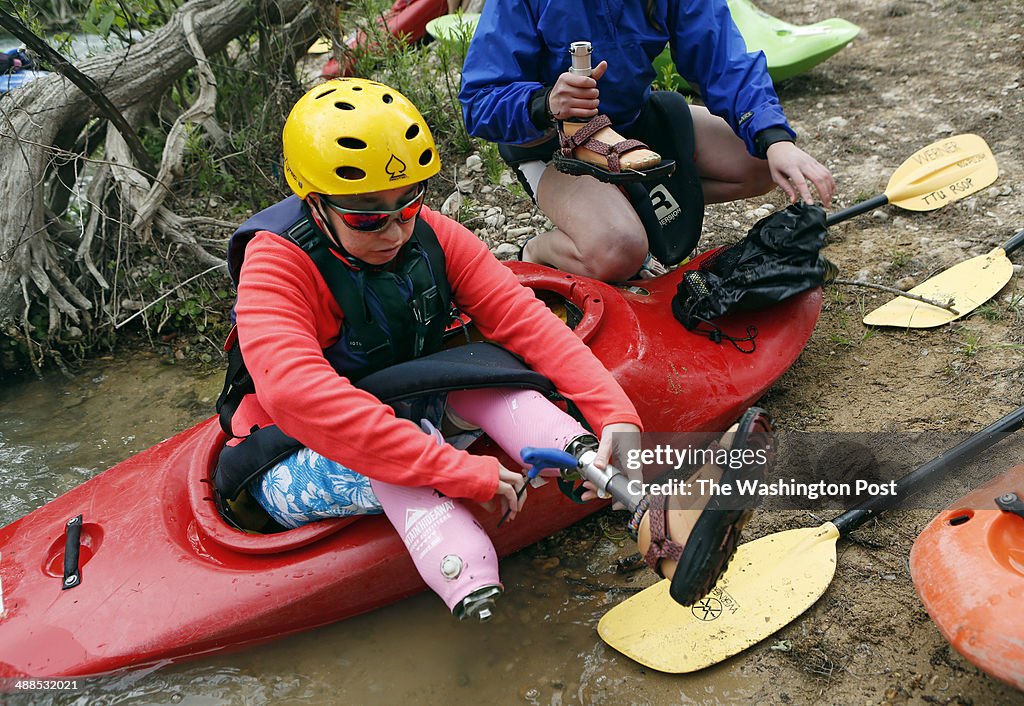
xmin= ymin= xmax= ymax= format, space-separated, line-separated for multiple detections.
xmin=233 ymin=206 xmax=641 ymax=502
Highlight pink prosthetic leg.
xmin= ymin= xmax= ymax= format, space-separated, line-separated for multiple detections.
xmin=370 ymin=478 xmax=501 ymax=621
xmin=372 ymin=388 xmax=592 ymax=622
xmin=447 ymin=387 xmax=592 ymax=466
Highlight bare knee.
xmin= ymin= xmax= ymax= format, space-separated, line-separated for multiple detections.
xmin=575 ymin=224 xmax=648 ymax=281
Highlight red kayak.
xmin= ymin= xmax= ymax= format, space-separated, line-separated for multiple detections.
xmin=0 ymin=258 xmax=821 ymax=678
xmin=320 ymin=0 xmax=448 ymax=79
xmin=909 ymin=464 xmax=1024 ymax=691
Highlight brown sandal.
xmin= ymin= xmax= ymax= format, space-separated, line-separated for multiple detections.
xmin=632 ymin=407 xmax=774 ymax=605
xmin=552 ymin=115 xmax=676 ymax=184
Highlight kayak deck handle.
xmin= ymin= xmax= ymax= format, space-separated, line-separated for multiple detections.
xmin=62 ymin=514 xmax=83 ymax=590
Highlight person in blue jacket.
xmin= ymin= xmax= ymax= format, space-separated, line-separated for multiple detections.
xmin=459 ymin=0 xmax=835 ymax=282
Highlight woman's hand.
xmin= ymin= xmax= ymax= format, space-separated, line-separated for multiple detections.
xmin=547 ymin=60 xmax=608 ymax=121
xmin=487 ymin=464 xmax=528 ymax=521
xmin=765 ymin=141 xmax=835 ymax=208
xmin=581 ymin=422 xmax=642 ymax=510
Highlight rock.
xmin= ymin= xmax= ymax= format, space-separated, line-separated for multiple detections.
xmin=506 ymin=226 xmax=534 ymax=238
xmin=934 ymin=123 xmax=954 ymax=135
xmin=515 ymin=211 xmax=531 ymax=221
xmin=456 ymin=177 xmax=475 ymax=193
xmin=895 ymin=276 xmax=918 ymax=290
xmin=440 ymin=190 xmax=463 ymax=216
xmin=480 ymin=185 xmax=493 ymax=194
xmin=493 ymin=243 xmax=520 ymax=260
xmin=465 ymin=154 xmax=483 ymax=172
xmin=823 ymin=116 xmax=848 ymax=130
xmin=484 ymin=213 xmax=506 ymax=228
xmin=871 ymin=210 xmax=889 ymax=221
xmin=759 ymin=203 xmax=775 ymax=212
xmin=499 ymin=171 xmax=515 ymax=187
xmin=67 ymin=326 xmax=83 ymax=339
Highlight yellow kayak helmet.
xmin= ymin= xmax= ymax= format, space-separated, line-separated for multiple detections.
xmin=282 ymin=78 xmax=441 ymax=198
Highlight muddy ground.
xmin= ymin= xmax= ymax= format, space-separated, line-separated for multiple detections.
xmin=456 ymin=0 xmax=1024 ymax=702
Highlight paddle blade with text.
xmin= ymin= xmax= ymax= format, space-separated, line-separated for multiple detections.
xmin=884 ymin=133 xmax=996 ymax=210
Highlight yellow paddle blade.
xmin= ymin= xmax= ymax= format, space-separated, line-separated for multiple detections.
xmin=598 ymin=522 xmax=840 ymax=673
xmin=863 ymin=245 xmax=1013 ymax=328
xmin=885 ymin=134 xmax=997 ymax=211
xmin=307 ymin=37 xmax=332 ymax=54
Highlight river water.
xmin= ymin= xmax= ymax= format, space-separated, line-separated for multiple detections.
xmin=0 ymin=355 xmax=758 ymax=705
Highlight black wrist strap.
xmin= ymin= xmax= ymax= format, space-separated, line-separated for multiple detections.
xmin=529 ymin=86 xmax=555 ymax=130
xmin=755 ymin=127 xmax=795 ymax=158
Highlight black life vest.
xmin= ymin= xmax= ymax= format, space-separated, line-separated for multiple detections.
xmin=217 ymin=196 xmax=454 ymax=436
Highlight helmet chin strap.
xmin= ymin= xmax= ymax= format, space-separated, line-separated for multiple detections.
xmin=306 ymin=194 xmax=363 ymax=270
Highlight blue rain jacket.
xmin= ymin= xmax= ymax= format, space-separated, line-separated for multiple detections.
xmin=458 ymin=0 xmax=794 ymax=156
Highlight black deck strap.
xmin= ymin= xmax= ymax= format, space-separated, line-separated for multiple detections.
xmin=62 ymin=514 xmax=82 ymax=590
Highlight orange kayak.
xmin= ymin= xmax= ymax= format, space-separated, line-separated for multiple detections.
xmin=909 ymin=464 xmax=1024 ymax=691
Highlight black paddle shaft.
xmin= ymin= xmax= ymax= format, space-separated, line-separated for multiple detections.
xmin=825 ymin=194 xmax=889 ymax=227
xmin=1001 ymin=228 xmax=1024 ymax=257
xmin=832 ymin=406 xmax=1024 ymax=536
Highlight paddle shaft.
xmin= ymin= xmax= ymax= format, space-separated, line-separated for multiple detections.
xmin=825 ymin=194 xmax=888 ymax=227
xmin=1001 ymin=228 xmax=1024 ymax=256
xmin=832 ymin=405 xmax=1024 ymax=535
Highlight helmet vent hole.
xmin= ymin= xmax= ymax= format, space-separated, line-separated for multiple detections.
xmin=381 ymin=94 xmax=394 ymax=104
xmin=352 ymin=86 xmax=362 ymax=91
xmin=334 ymin=101 xmax=356 ymax=110
xmin=405 ymin=124 xmax=420 ymax=140
xmin=336 ymin=166 xmax=366 ymax=181
xmin=337 ymin=137 xmax=367 ymax=150
xmin=315 ymin=88 xmax=336 ymax=99
xmin=419 ymin=149 xmax=433 ymax=167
